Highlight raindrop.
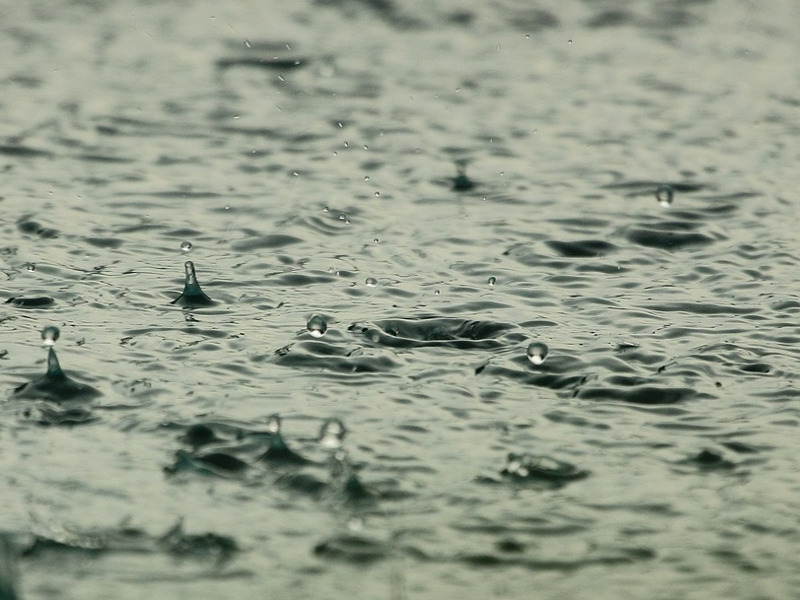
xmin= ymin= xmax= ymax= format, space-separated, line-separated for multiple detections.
xmin=319 ymin=418 xmax=346 ymax=449
xmin=525 ymin=34 xmax=531 ymax=39
xmin=568 ymin=39 xmax=573 ymax=44
xmin=41 ymin=325 xmax=60 ymax=347
xmin=306 ymin=314 xmax=328 ymax=338
xmin=364 ymin=175 xmax=370 ymax=181
xmin=434 ymin=289 xmax=440 ymax=295
xmin=180 ymin=241 xmax=192 ymax=252
xmin=656 ymin=185 xmax=674 ymax=207
xmin=244 ymin=39 xmax=252 ymax=48
xmin=25 ymin=263 xmax=36 ymax=272
xmin=526 ymin=342 xmax=548 ymax=366
xmin=363 ymin=145 xmax=368 ymax=151
xmin=338 ymin=214 xmax=347 ymax=221
xmin=488 ymin=276 xmax=497 ymax=287
xmin=267 ymin=414 xmax=282 ymax=434
xmin=374 ymin=191 xmax=380 ymax=197
xmin=373 ymin=238 xmax=379 ymax=243
xmin=365 ymin=277 xmax=377 ymax=287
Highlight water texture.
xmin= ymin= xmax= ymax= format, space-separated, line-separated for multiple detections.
xmin=1 ymin=0 xmax=800 ymax=598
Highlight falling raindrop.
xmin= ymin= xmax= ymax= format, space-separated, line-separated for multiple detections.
xmin=306 ymin=314 xmax=328 ymax=338
xmin=656 ymin=185 xmax=674 ymax=207
xmin=526 ymin=342 xmax=549 ymax=366
xmin=180 ymin=241 xmax=192 ymax=252
xmin=488 ymin=276 xmax=497 ymax=287
xmin=25 ymin=263 xmax=36 ymax=272
xmin=319 ymin=418 xmax=347 ymax=450
xmin=41 ymin=326 xmax=60 ymax=347
xmin=267 ymin=414 xmax=282 ymax=434
xmin=365 ymin=277 xmax=377 ymax=287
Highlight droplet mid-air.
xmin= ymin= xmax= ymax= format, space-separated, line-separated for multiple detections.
xmin=180 ymin=241 xmax=193 ymax=252
xmin=171 ymin=261 xmax=215 ymax=307
xmin=365 ymin=277 xmax=377 ymax=287
xmin=319 ymin=418 xmax=346 ymax=450
xmin=488 ymin=276 xmax=497 ymax=287
xmin=260 ymin=414 xmax=312 ymax=465
xmin=12 ymin=329 xmax=101 ymax=402
xmin=526 ymin=342 xmax=548 ymax=366
xmin=306 ymin=315 xmax=328 ymax=338
xmin=41 ymin=325 xmax=60 ymax=346
xmin=656 ymin=185 xmax=674 ymax=207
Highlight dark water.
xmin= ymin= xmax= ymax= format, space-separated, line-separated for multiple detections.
xmin=2 ymin=0 xmax=800 ymax=598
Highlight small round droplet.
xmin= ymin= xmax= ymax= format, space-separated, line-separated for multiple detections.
xmin=656 ymin=185 xmax=674 ymax=207
xmin=488 ymin=276 xmax=497 ymax=287
xmin=306 ymin=314 xmax=328 ymax=338
xmin=319 ymin=418 xmax=347 ymax=449
xmin=267 ymin=414 xmax=282 ymax=434
xmin=526 ymin=342 xmax=548 ymax=366
xmin=365 ymin=277 xmax=377 ymax=287
xmin=180 ymin=241 xmax=192 ymax=252
xmin=41 ymin=325 xmax=60 ymax=347
xmin=25 ymin=263 xmax=36 ymax=272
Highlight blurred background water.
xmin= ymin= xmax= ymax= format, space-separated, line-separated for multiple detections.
xmin=1 ymin=0 xmax=800 ymax=598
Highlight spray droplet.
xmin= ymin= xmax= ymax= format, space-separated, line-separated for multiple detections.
xmin=267 ymin=414 xmax=282 ymax=434
xmin=488 ymin=276 xmax=497 ymax=287
xmin=180 ymin=241 xmax=192 ymax=252
xmin=25 ymin=263 xmax=36 ymax=272
xmin=365 ymin=277 xmax=377 ymax=287
xmin=319 ymin=418 xmax=346 ymax=449
xmin=526 ymin=342 xmax=548 ymax=365
xmin=41 ymin=326 xmax=60 ymax=347
xmin=306 ymin=314 xmax=328 ymax=338
xmin=656 ymin=185 xmax=674 ymax=207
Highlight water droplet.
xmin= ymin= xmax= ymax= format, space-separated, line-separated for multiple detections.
xmin=180 ymin=241 xmax=192 ymax=252
xmin=244 ymin=39 xmax=251 ymax=48
xmin=434 ymin=289 xmax=441 ymax=295
xmin=488 ymin=276 xmax=497 ymax=287
xmin=364 ymin=175 xmax=370 ymax=181
xmin=323 ymin=206 xmax=329 ymax=213
xmin=41 ymin=326 xmax=60 ymax=347
xmin=373 ymin=238 xmax=379 ymax=244
xmin=365 ymin=277 xmax=377 ymax=287
xmin=25 ymin=263 xmax=36 ymax=272
xmin=363 ymin=145 xmax=368 ymax=151
xmin=338 ymin=213 xmax=347 ymax=221
xmin=525 ymin=34 xmax=531 ymax=39
xmin=526 ymin=342 xmax=549 ymax=366
xmin=319 ymin=418 xmax=346 ymax=449
xmin=656 ymin=185 xmax=674 ymax=207
xmin=568 ymin=39 xmax=573 ymax=44
xmin=267 ymin=414 xmax=282 ymax=434
xmin=306 ymin=314 xmax=328 ymax=338
xmin=374 ymin=191 xmax=380 ymax=197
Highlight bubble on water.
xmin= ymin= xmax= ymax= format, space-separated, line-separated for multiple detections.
xmin=526 ymin=342 xmax=548 ymax=366
xmin=488 ymin=276 xmax=497 ymax=287
xmin=656 ymin=185 xmax=674 ymax=207
xmin=267 ymin=414 xmax=282 ymax=434
xmin=319 ymin=418 xmax=346 ymax=449
xmin=365 ymin=277 xmax=377 ymax=287
xmin=25 ymin=263 xmax=36 ymax=272
xmin=41 ymin=325 xmax=60 ymax=347
xmin=306 ymin=314 xmax=328 ymax=338
xmin=180 ymin=241 xmax=192 ymax=252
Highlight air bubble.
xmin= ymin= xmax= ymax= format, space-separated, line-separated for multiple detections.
xmin=306 ymin=314 xmax=328 ymax=338
xmin=526 ymin=342 xmax=548 ymax=366
xmin=41 ymin=326 xmax=60 ymax=347
xmin=656 ymin=185 xmax=674 ymax=207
